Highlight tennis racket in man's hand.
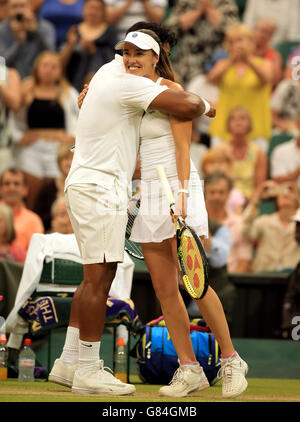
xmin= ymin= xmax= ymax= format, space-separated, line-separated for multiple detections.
xmin=156 ymin=165 xmax=209 ymax=299
xmin=124 ymin=197 xmax=144 ymax=260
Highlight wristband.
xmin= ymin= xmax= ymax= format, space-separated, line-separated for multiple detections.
xmin=178 ymin=188 xmax=189 ymax=196
xmin=201 ymin=97 xmax=211 ymax=115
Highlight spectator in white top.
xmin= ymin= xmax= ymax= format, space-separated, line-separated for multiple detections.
xmin=243 ymin=0 xmax=300 ymax=47
xmin=271 ymin=54 xmax=300 ymax=134
xmin=270 ymin=117 xmax=300 ymax=189
xmin=104 ymin=0 xmax=167 ymax=41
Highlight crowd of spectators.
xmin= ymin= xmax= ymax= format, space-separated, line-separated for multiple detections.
xmin=0 ymin=0 xmax=300 ymax=300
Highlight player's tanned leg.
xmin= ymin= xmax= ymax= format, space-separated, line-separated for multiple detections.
xmin=195 ymin=287 xmax=235 ymax=356
xmin=69 ymin=262 xmax=118 ymax=339
xmin=142 ymin=239 xmax=196 ymax=363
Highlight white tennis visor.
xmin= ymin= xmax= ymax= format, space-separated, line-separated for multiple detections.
xmin=115 ymin=31 xmax=160 ymax=56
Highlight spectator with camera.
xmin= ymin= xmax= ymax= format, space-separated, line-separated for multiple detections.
xmin=241 ymin=180 xmax=300 ymax=273
xmin=0 ymin=0 xmax=56 ymax=79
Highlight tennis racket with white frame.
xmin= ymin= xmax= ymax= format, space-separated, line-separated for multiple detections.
xmin=156 ymin=165 xmax=209 ymax=299
xmin=124 ymin=197 xmax=144 ymax=260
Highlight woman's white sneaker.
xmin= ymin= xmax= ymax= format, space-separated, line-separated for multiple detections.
xmin=72 ymin=360 xmax=136 ymax=395
xmin=217 ymin=354 xmax=248 ymax=398
xmin=159 ymin=364 xmax=210 ymax=398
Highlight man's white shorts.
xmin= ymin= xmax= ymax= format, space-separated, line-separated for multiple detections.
xmin=65 ymin=183 xmax=128 ymax=264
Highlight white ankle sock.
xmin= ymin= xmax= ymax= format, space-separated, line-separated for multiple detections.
xmin=78 ymin=339 xmax=101 ymax=375
xmin=60 ymin=326 xmax=79 ymax=365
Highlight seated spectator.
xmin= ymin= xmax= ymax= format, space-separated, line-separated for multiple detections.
xmin=270 ymin=116 xmax=300 ymax=189
xmin=9 ymin=51 xmax=78 ymax=209
xmin=164 ymin=0 xmax=238 ymax=85
xmin=226 ymin=107 xmax=268 ymax=199
xmin=0 ymin=168 xmax=44 ymax=251
xmin=271 ymin=60 xmax=300 ymax=135
xmin=0 ymin=0 xmax=56 ymax=79
xmin=242 ymin=180 xmax=300 ymax=273
xmin=0 ymin=203 xmax=26 ymax=262
xmin=105 ymin=0 xmax=167 ymax=42
xmin=208 ymin=23 xmax=273 ymax=146
xmin=39 ymin=0 xmax=85 ymax=49
xmin=0 ymin=65 xmax=22 ymax=176
xmin=34 ymin=142 xmax=74 ymax=231
xmin=50 ymin=196 xmax=73 ymax=234
xmin=201 ymin=144 xmax=246 ymax=213
xmin=243 ymin=0 xmax=300 ymax=47
xmin=252 ymin=18 xmax=282 ymax=87
xmin=0 ymin=0 xmax=8 ymax=21
xmin=60 ymin=0 xmax=117 ymax=92
xmin=204 ymin=172 xmax=253 ymax=273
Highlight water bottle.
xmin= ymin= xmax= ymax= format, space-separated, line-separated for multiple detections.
xmin=0 ymin=295 xmax=5 ymax=337
xmin=0 ymin=334 xmax=8 ymax=381
xmin=114 ymin=337 xmax=127 ymax=383
xmin=18 ymin=338 xmax=35 ymax=382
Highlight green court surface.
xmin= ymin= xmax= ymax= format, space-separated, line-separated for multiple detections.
xmin=1 ymin=377 xmax=300 ymax=402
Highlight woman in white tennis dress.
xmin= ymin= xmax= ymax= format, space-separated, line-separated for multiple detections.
xmin=130 ymin=76 xmax=208 ymax=243
xmin=117 ymin=30 xmax=214 ymax=395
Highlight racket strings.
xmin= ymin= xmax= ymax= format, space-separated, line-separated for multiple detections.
xmin=180 ymin=229 xmax=205 ymax=297
xmin=125 ymin=200 xmax=144 ymax=260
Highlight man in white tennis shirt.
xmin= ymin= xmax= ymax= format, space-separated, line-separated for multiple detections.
xmin=49 ymin=30 xmax=215 ymax=395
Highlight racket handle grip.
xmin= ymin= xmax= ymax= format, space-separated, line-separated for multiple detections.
xmin=156 ymin=165 xmax=175 ymax=207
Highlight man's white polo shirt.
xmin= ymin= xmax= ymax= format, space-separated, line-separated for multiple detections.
xmin=65 ymin=54 xmax=168 ymax=198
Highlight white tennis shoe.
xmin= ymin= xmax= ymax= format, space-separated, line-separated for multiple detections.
xmin=72 ymin=360 xmax=136 ymax=395
xmin=217 ymin=354 xmax=248 ymax=398
xmin=48 ymin=358 xmax=77 ymax=388
xmin=159 ymin=364 xmax=210 ymax=398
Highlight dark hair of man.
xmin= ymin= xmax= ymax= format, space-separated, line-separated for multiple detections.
xmin=136 ymin=29 xmax=175 ymax=82
xmin=204 ymin=171 xmax=233 ymax=192
xmin=0 ymin=167 xmax=27 ymax=186
xmin=126 ymin=21 xmax=177 ymax=50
